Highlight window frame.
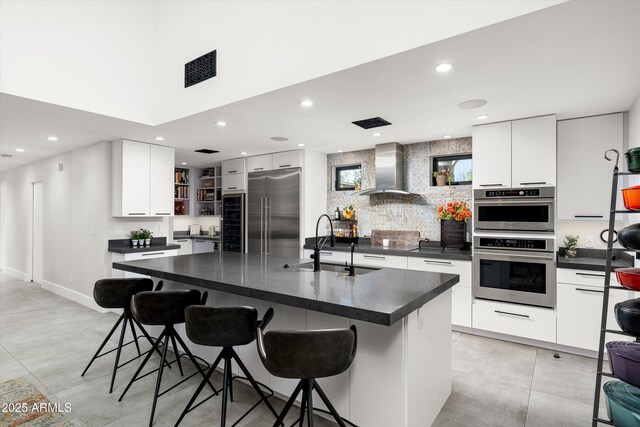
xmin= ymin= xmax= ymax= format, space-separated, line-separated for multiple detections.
xmin=334 ymin=164 xmax=362 ymax=191
xmin=431 ymin=153 xmax=473 ymax=186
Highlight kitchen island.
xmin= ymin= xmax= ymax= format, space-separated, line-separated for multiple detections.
xmin=113 ymin=251 xmax=459 ymax=427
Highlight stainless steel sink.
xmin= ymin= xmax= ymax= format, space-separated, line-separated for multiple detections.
xmin=296 ymin=262 xmax=379 ymax=275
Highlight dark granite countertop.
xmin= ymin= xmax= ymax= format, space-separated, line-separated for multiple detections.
xmin=108 ymin=237 xmax=180 ymax=254
xmin=112 ymin=251 xmax=459 ymax=326
xmin=174 ymin=231 xmax=220 ymax=241
xmin=556 ymin=248 xmax=634 ymax=272
xmin=303 ymin=237 xmax=472 ymax=261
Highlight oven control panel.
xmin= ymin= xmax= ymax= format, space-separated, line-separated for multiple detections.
xmin=478 ymin=238 xmax=547 ymax=250
xmin=485 ymin=189 xmax=540 ymax=197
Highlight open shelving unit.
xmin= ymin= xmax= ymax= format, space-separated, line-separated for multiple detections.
xmin=195 ymin=166 xmax=222 ymax=216
xmin=174 ymin=167 xmax=190 ymax=215
xmin=592 ymin=149 xmax=640 ymax=426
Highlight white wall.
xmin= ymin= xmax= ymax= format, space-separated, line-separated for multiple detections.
xmin=303 ymin=150 xmax=328 ymax=239
xmin=0 ymin=141 xmax=171 ymax=310
xmin=0 ymin=0 xmax=158 ymax=124
xmin=629 ymin=89 xmax=640 ymax=149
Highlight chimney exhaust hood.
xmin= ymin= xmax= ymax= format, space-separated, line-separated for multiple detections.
xmin=357 ymin=142 xmax=413 ymax=196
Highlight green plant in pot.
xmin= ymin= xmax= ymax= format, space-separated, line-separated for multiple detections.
xmin=564 ymin=234 xmax=579 ymax=258
xmin=129 ymin=230 xmax=141 ymax=247
xmin=140 ymin=229 xmax=153 ymax=246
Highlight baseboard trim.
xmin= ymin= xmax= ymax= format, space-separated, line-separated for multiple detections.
xmin=0 ymin=266 xmax=30 ymax=281
xmin=39 ymin=280 xmax=108 ymax=313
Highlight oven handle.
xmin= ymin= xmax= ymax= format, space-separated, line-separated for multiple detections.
xmin=494 ymin=310 xmax=530 ymax=319
xmin=474 ymin=249 xmax=554 ymax=260
xmin=475 ymin=199 xmax=554 ymax=205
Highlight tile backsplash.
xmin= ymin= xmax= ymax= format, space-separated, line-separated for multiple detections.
xmin=327 ymin=137 xmax=472 ymax=241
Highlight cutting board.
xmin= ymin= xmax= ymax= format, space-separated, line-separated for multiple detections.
xmin=371 ymin=230 xmax=421 ymax=248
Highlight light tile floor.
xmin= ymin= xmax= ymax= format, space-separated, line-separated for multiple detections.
xmin=1 ymin=273 xmax=605 ymax=426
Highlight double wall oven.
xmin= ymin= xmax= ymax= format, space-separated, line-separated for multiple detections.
xmin=473 ymin=187 xmax=556 ymax=309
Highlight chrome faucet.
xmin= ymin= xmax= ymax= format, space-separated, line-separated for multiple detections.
xmin=312 ymin=214 xmax=335 ymax=272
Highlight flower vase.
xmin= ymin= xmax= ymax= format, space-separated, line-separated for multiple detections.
xmin=440 ymin=220 xmax=466 ymax=249
xmin=436 ymin=175 xmax=447 ymax=186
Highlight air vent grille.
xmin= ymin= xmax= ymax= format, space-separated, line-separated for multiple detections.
xmin=185 ymin=50 xmax=217 ymax=88
xmin=195 ymin=149 xmax=219 ymax=154
xmin=1 ymin=154 xmax=13 ymax=158
xmin=352 ymin=117 xmax=392 ymax=129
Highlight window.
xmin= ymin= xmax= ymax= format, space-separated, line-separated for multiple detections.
xmin=432 ymin=154 xmax=472 ymax=186
xmin=335 ymin=164 xmax=362 ymax=191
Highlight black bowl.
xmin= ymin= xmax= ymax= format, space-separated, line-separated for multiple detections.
xmin=618 ymin=223 xmax=640 ymax=251
xmin=615 ymin=298 xmax=640 ymax=337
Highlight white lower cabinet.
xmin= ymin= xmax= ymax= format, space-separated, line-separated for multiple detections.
xmin=473 ymin=299 xmax=557 ymax=343
xmin=173 ymin=238 xmax=193 ymax=255
xmin=556 ymin=269 xmax=633 ymax=351
xmin=121 ymin=250 xmax=178 ymax=278
xmin=302 ymin=249 xmax=347 ymax=265
xmin=407 ymin=257 xmax=472 ymax=328
xmin=192 ymin=239 xmax=217 ymax=254
xmin=352 ymin=253 xmax=408 ymax=269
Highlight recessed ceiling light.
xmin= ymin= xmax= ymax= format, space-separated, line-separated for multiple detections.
xmin=270 ymin=136 xmax=289 ymax=142
xmin=181 ymin=162 xmax=187 ymax=165
xmin=155 ymin=136 xmax=164 ymax=141
xmin=372 ymin=132 xmax=382 ymax=137
xmin=435 ymin=63 xmax=453 ymax=73
xmin=216 ymin=121 xmax=227 ymax=127
xmin=458 ymin=99 xmax=487 ymax=109
xmin=476 ymin=114 xmax=489 ymax=120
xmin=297 ymin=143 xmax=305 ymax=147
xmin=443 ymin=135 xmax=453 ymax=139
xmin=240 ymin=151 xmax=247 ymax=155
xmin=300 ymin=100 xmax=314 ymax=107
xmin=47 ymin=136 xmax=58 ymax=141
xmin=16 ymin=148 xmax=24 ymax=152
xmin=337 ymin=149 xmax=344 ymax=153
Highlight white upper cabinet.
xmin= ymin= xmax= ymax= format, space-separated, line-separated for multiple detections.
xmin=272 ymin=150 xmax=302 ymax=169
xmin=511 ymin=115 xmax=557 ymax=187
xmin=472 ymin=121 xmax=512 ymax=189
xmin=473 ymin=115 xmax=556 ymax=189
xmin=222 ymin=158 xmax=246 ymax=175
xmin=112 ymin=140 xmax=175 ymax=217
xmin=247 ymin=154 xmax=273 ymax=172
xmin=557 ymin=113 xmax=624 ymax=220
xmin=149 ymin=144 xmax=174 ymax=216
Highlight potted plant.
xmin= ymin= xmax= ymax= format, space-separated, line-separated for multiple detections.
xmin=140 ymin=229 xmax=153 ymax=246
xmin=436 ymin=201 xmax=471 ymax=248
xmin=564 ymin=234 xmax=579 ymax=258
xmin=433 ymin=169 xmax=451 ymax=186
xmin=129 ymin=230 xmax=140 ymax=247
xmin=343 ymin=205 xmax=355 ymax=220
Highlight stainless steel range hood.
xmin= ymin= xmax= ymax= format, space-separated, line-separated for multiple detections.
xmin=357 ymin=142 xmax=412 ymax=196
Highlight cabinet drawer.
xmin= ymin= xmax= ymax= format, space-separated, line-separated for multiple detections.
xmin=124 ymin=250 xmax=177 ymax=261
xmin=302 ymin=249 xmax=347 ymax=265
xmin=557 ymin=282 xmax=632 ymax=351
xmin=407 ymin=257 xmax=471 ymax=286
xmin=222 ymin=158 xmax=246 ymax=175
xmin=174 ymin=239 xmax=193 ymax=256
xmin=452 ymin=285 xmax=472 ymax=328
xmin=352 ymin=253 xmax=407 ymax=269
xmin=222 ymin=173 xmax=246 ymax=193
xmin=272 ymin=151 xmax=301 ymax=169
xmin=556 ymin=268 xmax=615 ymax=287
xmin=473 ymin=299 xmax=556 ymax=343
xmin=247 ymin=155 xmax=273 ymax=172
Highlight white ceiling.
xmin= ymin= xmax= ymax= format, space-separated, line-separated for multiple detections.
xmin=2 ymin=0 xmax=640 ymax=171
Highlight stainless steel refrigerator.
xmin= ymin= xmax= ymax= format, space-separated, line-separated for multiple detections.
xmin=248 ymin=168 xmax=301 ymax=257
xmin=222 ymin=193 xmax=245 ymax=252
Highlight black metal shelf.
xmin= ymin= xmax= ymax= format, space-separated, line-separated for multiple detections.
xmin=592 ymin=149 xmax=640 ymax=426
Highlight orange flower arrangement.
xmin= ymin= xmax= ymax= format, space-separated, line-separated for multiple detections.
xmin=436 ymin=201 xmax=472 ymax=222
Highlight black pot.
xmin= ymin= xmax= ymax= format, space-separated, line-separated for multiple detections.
xmin=618 ymin=224 xmax=640 ymax=251
xmin=440 ymin=220 xmax=466 ymax=249
xmin=615 ymin=298 xmax=640 ymax=337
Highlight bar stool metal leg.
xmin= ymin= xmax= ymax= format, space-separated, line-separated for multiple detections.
xmin=149 ymin=333 xmax=171 ymax=427
xmin=81 ymin=314 xmax=124 ymax=377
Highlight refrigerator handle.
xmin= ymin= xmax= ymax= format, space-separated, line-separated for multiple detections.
xmin=260 ymin=197 xmax=265 ymax=254
xmin=267 ymin=197 xmax=271 ymax=255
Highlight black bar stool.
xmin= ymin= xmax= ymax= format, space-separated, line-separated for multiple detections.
xmin=81 ymin=278 xmax=167 ymax=393
xmin=257 ymin=324 xmax=357 ymax=427
xmin=118 ymin=289 xmax=216 ymax=427
xmin=175 ymin=306 xmax=280 ymax=427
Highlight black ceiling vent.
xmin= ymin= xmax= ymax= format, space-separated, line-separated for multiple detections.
xmin=185 ymin=50 xmax=217 ymax=88
xmin=194 ymin=149 xmax=219 ymax=154
xmin=1 ymin=154 xmax=13 ymax=158
xmin=352 ymin=117 xmax=392 ymax=130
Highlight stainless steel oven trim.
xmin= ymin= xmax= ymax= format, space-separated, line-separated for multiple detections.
xmin=472 ymin=249 xmax=556 ymax=309
xmin=474 ymin=198 xmax=555 ymax=232
xmin=472 ymin=235 xmax=555 ymax=253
